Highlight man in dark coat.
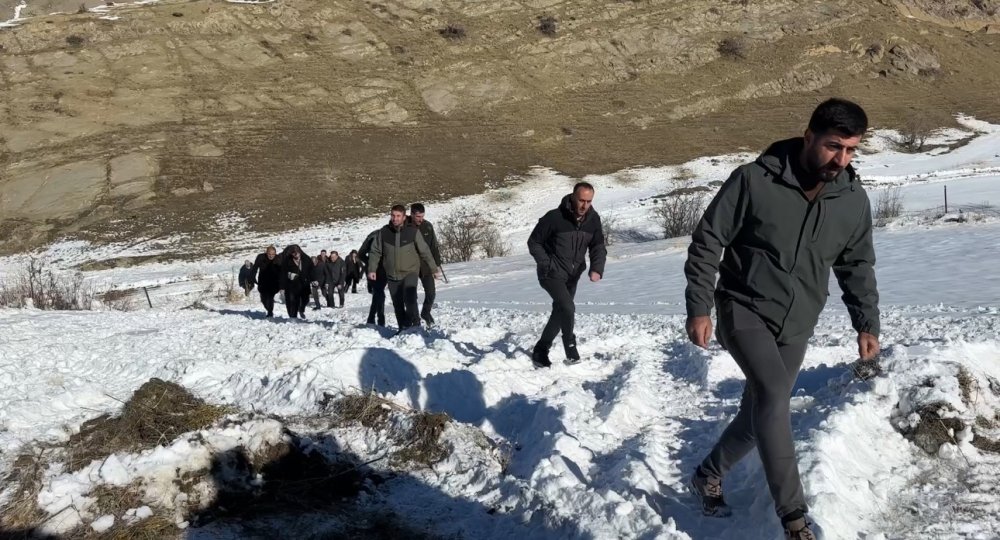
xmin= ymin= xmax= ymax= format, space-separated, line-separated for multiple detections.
xmin=407 ymin=203 xmax=444 ymax=326
xmin=238 ymin=259 xmax=256 ymax=296
xmin=683 ymin=98 xmax=881 ymax=540
xmin=358 ymin=230 xmax=386 ymax=326
xmin=252 ymin=246 xmax=281 ymax=317
xmin=279 ymin=244 xmax=314 ymax=319
xmin=345 ymin=250 xmax=364 ymax=294
xmin=368 ymin=205 xmax=440 ymax=332
xmin=326 ymin=251 xmax=348 ymax=308
xmin=527 ymin=182 xmax=607 ymax=368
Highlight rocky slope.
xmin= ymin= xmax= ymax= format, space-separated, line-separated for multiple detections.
xmin=1 ymin=0 xmax=999 ymax=256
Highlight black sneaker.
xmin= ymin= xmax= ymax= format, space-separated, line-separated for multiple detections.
xmin=421 ymin=312 xmax=435 ymax=327
xmin=563 ymin=336 xmax=582 ymax=365
xmin=531 ymin=344 xmax=551 ymax=368
xmin=689 ymin=467 xmax=732 ymax=518
xmin=299 ymin=311 xmax=306 ymax=319
xmin=783 ymin=517 xmax=818 ymax=540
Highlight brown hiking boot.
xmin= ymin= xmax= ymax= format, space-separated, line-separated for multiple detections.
xmin=688 ymin=467 xmax=732 ymax=517
xmin=783 ymin=517 xmax=817 ymax=540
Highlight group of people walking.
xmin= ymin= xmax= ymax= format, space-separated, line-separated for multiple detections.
xmin=525 ymin=98 xmax=881 ymax=540
xmin=237 ymin=98 xmax=881 ymax=539
xmin=238 ymin=203 xmax=444 ymax=330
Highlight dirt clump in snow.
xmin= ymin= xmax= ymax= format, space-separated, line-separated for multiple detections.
xmin=900 ymin=403 xmax=966 ymax=455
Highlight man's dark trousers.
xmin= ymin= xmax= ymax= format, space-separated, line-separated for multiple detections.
xmin=419 ymin=268 xmax=436 ymax=319
xmin=538 ymin=276 xmax=580 ymax=349
xmin=387 ymin=273 xmax=420 ymax=330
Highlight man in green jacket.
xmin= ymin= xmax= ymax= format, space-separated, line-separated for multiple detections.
xmin=683 ymin=98 xmax=881 ymax=540
xmin=368 ymin=204 xmax=441 ymax=332
xmin=408 ymin=203 xmax=444 ymax=326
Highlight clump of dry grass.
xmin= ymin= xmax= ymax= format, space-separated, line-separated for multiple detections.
xmin=391 ymin=412 xmax=451 ymax=468
xmin=330 ymin=391 xmax=394 ymax=429
xmin=957 ymin=366 xmax=976 ymax=405
xmin=66 ymin=378 xmax=233 ymax=471
xmin=900 ymin=403 xmax=966 ymax=455
xmin=0 ymin=451 xmax=48 ymax=534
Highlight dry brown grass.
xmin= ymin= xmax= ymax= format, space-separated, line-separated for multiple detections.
xmin=957 ymin=366 xmax=976 ymax=405
xmin=100 ymin=289 xmax=137 ymax=311
xmin=330 ymin=392 xmax=394 ymax=429
xmin=902 ymin=403 xmax=966 ymax=455
xmin=65 ymin=378 xmax=233 ymax=472
xmin=0 ymin=451 xmax=48 ymax=534
xmin=391 ymin=412 xmax=451 ymax=469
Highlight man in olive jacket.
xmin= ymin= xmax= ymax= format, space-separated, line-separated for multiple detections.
xmin=683 ymin=98 xmax=880 ymax=540
xmin=527 ymin=182 xmax=607 ymax=368
xmin=408 ymin=203 xmax=444 ymax=326
xmin=368 ymin=204 xmax=441 ymax=332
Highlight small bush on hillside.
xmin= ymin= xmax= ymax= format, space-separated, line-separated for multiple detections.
xmin=66 ymin=35 xmax=85 ymax=47
xmin=538 ymin=16 xmax=557 ymax=37
xmin=874 ymin=186 xmax=904 ymax=226
xmin=654 ymin=188 xmax=708 ymax=239
xmin=718 ymin=36 xmax=748 ymax=59
xmin=897 ymin=115 xmax=935 ymax=152
xmin=100 ymin=288 xmax=136 ymax=311
xmin=438 ymin=24 xmax=466 ymax=40
xmin=602 ymin=212 xmax=618 ymax=246
xmin=0 ymin=258 xmax=94 ymax=310
xmin=438 ymin=208 xmax=510 ymax=262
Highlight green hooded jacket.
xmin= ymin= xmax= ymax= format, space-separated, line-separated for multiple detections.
xmin=684 ymin=137 xmax=880 ymax=344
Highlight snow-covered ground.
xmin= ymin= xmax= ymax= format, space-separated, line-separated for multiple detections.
xmin=2 ymin=116 xmax=1000 ymax=539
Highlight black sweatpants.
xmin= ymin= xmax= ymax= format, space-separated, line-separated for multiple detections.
xmin=387 ymin=273 xmax=420 ymax=330
xmin=538 ymin=277 xmax=580 ymax=349
xmin=283 ymin=289 xmax=309 ymax=318
xmin=347 ymin=274 xmax=360 ymax=293
xmin=699 ymin=298 xmax=809 ymax=520
xmin=259 ymin=289 xmax=276 ymax=316
xmin=419 ymin=268 xmax=436 ymax=319
xmin=367 ymin=274 xmax=387 ymax=324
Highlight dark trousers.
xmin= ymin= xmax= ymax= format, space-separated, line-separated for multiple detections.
xmin=284 ymin=289 xmax=309 ymax=318
xmin=347 ymin=275 xmax=360 ymax=293
xmin=387 ymin=273 xmax=420 ymax=330
xmin=327 ymin=284 xmax=345 ymax=307
xmin=259 ymin=290 xmax=276 ymax=316
xmin=538 ymin=277 xmax=579 ymax=349
xmin=419 ymin=269 xmax=436 ymax=318
xmin=367 ymin=274 xmax=386 ymax=324
xmin=700 ymin=299 xmax=809 ymax=520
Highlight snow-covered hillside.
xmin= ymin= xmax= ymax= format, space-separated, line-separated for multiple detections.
xmin=2 ymin=116 xmax=1000 ymax=539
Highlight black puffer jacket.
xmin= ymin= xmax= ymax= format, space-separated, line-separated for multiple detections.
xmin=252 ymin=252 xmax=282 ymax=294
xmin=527 ymin=194 xmax=607 ymax=282
xmin=279 ymin=250 xmax=314 ymax=294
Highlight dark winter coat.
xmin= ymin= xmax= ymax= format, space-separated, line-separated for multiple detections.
xmin=279 ymin=252 xmax=314 ymax=294
xmin=527 ymin=193 xmax=607 ymax=282
xmin=345 ymin=254 xmax=363 ymax=278
xmin=358 ymin=230 xmax=385 ymax=281
xmin=238 ymin=265 xmax=256 ymax=289
xmin=684 ymin=137 xmax=880 ymax=344
xmin=252 ymin=252 xmax=282 ymax=294
xmin=406 ymin=217 xmax=443 ymax=274
xmin=368 ymin=222 xmax=438 ymax=282
xmin=322 ymin=257 xmax=347 ymax=289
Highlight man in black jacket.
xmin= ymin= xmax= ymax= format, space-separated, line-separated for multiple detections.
xmin=326 ymin=251 xmax=348 ymax=308
xmin=345 ymin=250 xmax=364 ymax=294
xmin=683 ymin=98 xmax=881 ymax=540
xmin=252 ymin=246 xmax=281 ymax=317
xmin=408 ymin=203 xmax=444 ymax=326
xmin=368 ymin=204 xmax=441 ymax=332
xmin=526 ymin=182 xmax=607 ymax=368
xmin=279 ymin=244 xmax=314 ymax=319
xmin=238 ymin=259 xmax=256 ymax=296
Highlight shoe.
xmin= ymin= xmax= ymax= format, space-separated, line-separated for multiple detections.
xmin=783 ymin=517 xmax=818 ymax=540
xmin=563 ymin=335 xmax=582 ymax=365
xmin=312 ymin=306 xmax=320 ymax=311
xmin=421 ymin=312 xmax=435 ymax=327
xmin=299 ymin=311 xmax=306 ymax=319
xmin=531 ymin=343 xmax=552 ymax=368
xmin=689 ymin=467 xmax=732 ymax=518
xmin=366 ymin=318 xmax=375 ymax=325
xmin=266 ymin=312 xmax=273 ymax=318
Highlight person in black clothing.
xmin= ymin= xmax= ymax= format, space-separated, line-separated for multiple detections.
xmin=327 ymin=251 xmax=348 ymax=308
xmin=407 ymin=203 xmax=444 ymax=326
xmin=526 ymin=182 xmax=607 ymax=367
xmin=279 ymin=244 xmax=314 ymax=319
xmin=238 ymin=259 xmax=256 ymax=296
xmin=345 ymin=250 xmax=364 ymax=294
xmin=358 ymin=229 xmax=386 ymax=325
xmin=252 ymin=246 xmax=282 ymax=317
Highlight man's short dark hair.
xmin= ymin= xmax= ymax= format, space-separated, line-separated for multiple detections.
xmin=808 ymin=98 xmax=868 ymax=137
xmin=573 ymin=182 xmax=595 ymax=194
xmin=391 ymin=204 xmax=407 ymax=213
xmin=410 ymin=203 xmax=426 ymax=214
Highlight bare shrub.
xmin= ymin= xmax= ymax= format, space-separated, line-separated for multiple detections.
xmin=602 ymin=212 xmax=618 ymax=246
xmin=438 ymin=24 xmax=466 ymax=40
xmin=897 ymin=115 xmax=935 ymax=152
xmin=718 ymin=36 xmax=748 ymax=59
xmin=654 ymin=186 xmax=708 ymax=239
xmin=66 ymin=35 xmax=86 ymax=47
xmin=874 ymin=186 xmax=904 ymax=226
xmin=481 ymin=227 xmax=511 ymax=258
xmin=437 ymin=208 xmax=510 ymax=262
xmin=537 ymin=15 xmax=557 ymax=36
xmin=101 ymin=288 xmax=137 ymax=311
xmin=0 ymin=258 xmax=94 ymax=310
xmin=486 ymin=189 xmax=516 ymax=203
xmin=216 ymin=271 xmax=242 ymax=303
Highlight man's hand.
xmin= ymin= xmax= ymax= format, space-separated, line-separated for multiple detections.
xmin=589 ymin=271 xmax=601 ymax=282
xmin=434 ymin=269 xmax=443 ymax=280
xmin=368 ymin=272 xmax=377 ymax=281
xmin=858 ymin=332 xmax=880 ymax=361
xmin=686 ymin=316 xmax=713 ymax=349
